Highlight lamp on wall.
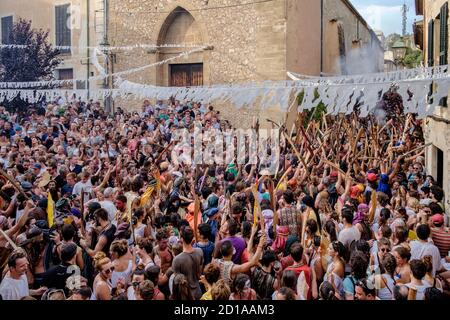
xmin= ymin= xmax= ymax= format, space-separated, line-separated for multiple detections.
xmin=392 ymin=39 xmax=408 ymax=62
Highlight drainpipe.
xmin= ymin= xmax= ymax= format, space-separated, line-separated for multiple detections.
xmin=320 ymin=0 xmax=324 ymax=76
xmin=86 ymin=0 xmax=90 ymax=99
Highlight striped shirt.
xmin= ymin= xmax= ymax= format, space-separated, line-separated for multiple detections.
xmin=431 ymin=227 xmax=450 ymax=258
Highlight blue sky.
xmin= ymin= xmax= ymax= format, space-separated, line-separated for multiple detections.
xmin=351 ymin=0 xmax=420 ymax=36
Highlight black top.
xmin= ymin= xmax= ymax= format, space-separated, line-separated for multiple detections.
xmin=99 ymin=224 xmax=117 ymax=255
xmin=42 ymin=262 xmax=75 ymax=295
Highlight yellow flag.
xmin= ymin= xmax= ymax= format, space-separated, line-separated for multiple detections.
xmin=47 ymin=192 xmax=54 ymax=228
xmin=408 ymin=230 xmax=418 ymax=241
xmin=140 ymin=186 xmax=155 ymax=207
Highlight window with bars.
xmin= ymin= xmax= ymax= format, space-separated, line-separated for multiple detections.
xmin=428 ymin=19 xmax=434 ymax=66
xmin=439 ymin=3 xmax=448 ymax=66
xmin=57 ymin=68 xmax=73 ymax=89
xmin=55 ymin=4 xmax=71 ymax=54
xmin=439 ymin=3 xmax=448 ymax=107
xmin=1 ymin=16 xmax=13 ymax=45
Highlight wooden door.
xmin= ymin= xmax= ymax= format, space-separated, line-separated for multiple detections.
xmin=170 ymin=63 xmax=203 ymax=87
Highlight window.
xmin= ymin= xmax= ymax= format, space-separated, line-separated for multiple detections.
xmin=57 ymin=68 xmax=73 ymax=89
xmin=428 ymin=19 xmax=434 ymax=66
xmin=439 ymin=3 xmax=448 ymax=65
xmin=338 ymin=24 xmax=347 ymax=75
xmin=55 ymin=4 xmax=71 ymax=54
xmin=1 ymin=16 xmax=13 ymax=44
xmin=170 ymin=64 xmax=203 ymax=87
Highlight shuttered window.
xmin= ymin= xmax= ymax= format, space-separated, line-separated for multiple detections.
xmin=1 ymin=16 xmax=13 ymax=44
xmin=428 ymin=19 xmax=434 ymax=66
xmin=439 ymin=3 xmax=448 ymax=65
xmin=55 ymin=4 xmax=71 ymax=54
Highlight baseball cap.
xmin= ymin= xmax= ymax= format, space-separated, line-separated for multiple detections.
xmin=431 ymin=214 xmax=444 ymax=225
xmin=21 ymin=181 xmax=33 ymax=191
xmin=367 ymin=173 xmax=378 ymax=182
xmin=33 ymin=163 xmax=42 ymax=170
xmin=330 ymin=171 xmax=338 ymax=178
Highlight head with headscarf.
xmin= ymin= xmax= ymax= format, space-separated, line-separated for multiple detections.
xmin=377 ymin=173 xmax=391 ymax=198
xmin=271 ymin=226 xmax=289 ymax=255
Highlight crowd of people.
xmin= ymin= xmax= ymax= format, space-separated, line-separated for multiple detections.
xmin=0 ymin=96 xmax=449 ymax=301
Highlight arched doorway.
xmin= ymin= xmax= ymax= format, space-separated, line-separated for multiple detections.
xmin=156 ymin=7 xmax=204 ymax=87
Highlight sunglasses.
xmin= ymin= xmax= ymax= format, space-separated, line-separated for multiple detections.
xmin=103 ymin=266 xmax=115 ymax=274
xmin=380 ymin=248 xmax=390 ymax=253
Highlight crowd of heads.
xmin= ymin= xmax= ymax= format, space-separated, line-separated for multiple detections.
xmin=0 ymin=97 xmax=449 ymax=301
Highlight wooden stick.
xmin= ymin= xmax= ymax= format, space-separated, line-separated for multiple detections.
xmin=198 ymin=166 xmax=209 ymax=192
xmin=401 ymin=143 xmax=432 ymax=158
xmin=267 ymin=178 xmax=276 ymax=238
xmin=0 ymin=168 xmax=30 ymax=200
xmin=368 ymin=188 xmax=377 ymax=224
xmin=154 ymin=140 xmax=175 ymax=164
xmin=323 ymin=160 xmax=347 ymax=177
xmin=267 ymin=119 xmax=309 ymax=172
xmin=80 ymin=188 xmax=86 ymax=237
xmin=0 ymin=228 xmax=18 ymax=250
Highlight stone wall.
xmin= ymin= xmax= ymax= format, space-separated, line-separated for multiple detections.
xmin=323 ymin=0 xmax=384 ymax=75
xmin=0 ymin=0 xmax=102 ymax=90
xmin=108 ymin=0 xmax=382 ymax=128
xmin=422 ymin=0 xmax=450 ymax=216
xmin=108 ymin=0 xmax=288 ymax=85
xmin=424 ymin=114 xmax=450 ymax=216
xmin=108 ymin=0 xmax=290 ymax=127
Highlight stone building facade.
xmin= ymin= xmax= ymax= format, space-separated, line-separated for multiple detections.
xmin=0 ymin=0 xmax=104 ymax=91
xmin=0 ymin=0 xmax=383 ymax=127
xmin=107 ymin=0 xmax=383 ymax=126
xmin=415 ymin=0 xmax=450 ymax=215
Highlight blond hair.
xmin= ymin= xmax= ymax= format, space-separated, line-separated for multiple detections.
xmin=93 ymin=252 xmax=110 ymax=271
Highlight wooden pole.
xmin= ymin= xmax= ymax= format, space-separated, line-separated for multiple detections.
xmin=0 ymin=168 xmax=30 ymax=200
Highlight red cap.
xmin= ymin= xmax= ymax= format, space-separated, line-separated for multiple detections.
xmin=330 ymin=171 xmax=338 ymax=178
xmin=431 ymin=214 xmax=444 ymax=225
xmin=367 ymin=173 xmax=378 ymax=182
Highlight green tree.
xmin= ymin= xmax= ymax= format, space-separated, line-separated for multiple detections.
xmin=0 ymin=19 xmax=61 ymax=111
xmin=403 ymin=48 xmax=423 ymax=69
xmin=0 ymin=19 xmax=61 ymax=82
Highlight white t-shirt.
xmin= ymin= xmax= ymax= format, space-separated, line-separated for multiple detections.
xmin=410 ymin=240 xmax=442 ymax=276
xmin=0 ymin=274 xmax=29 ymax=300
xmin=99 ymin=200 xmax=117 ymax=222
xmin=72 ymin=180 xmax=93 ymax=198
xmin=338 ymin=226 xmax=361 ymax=249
